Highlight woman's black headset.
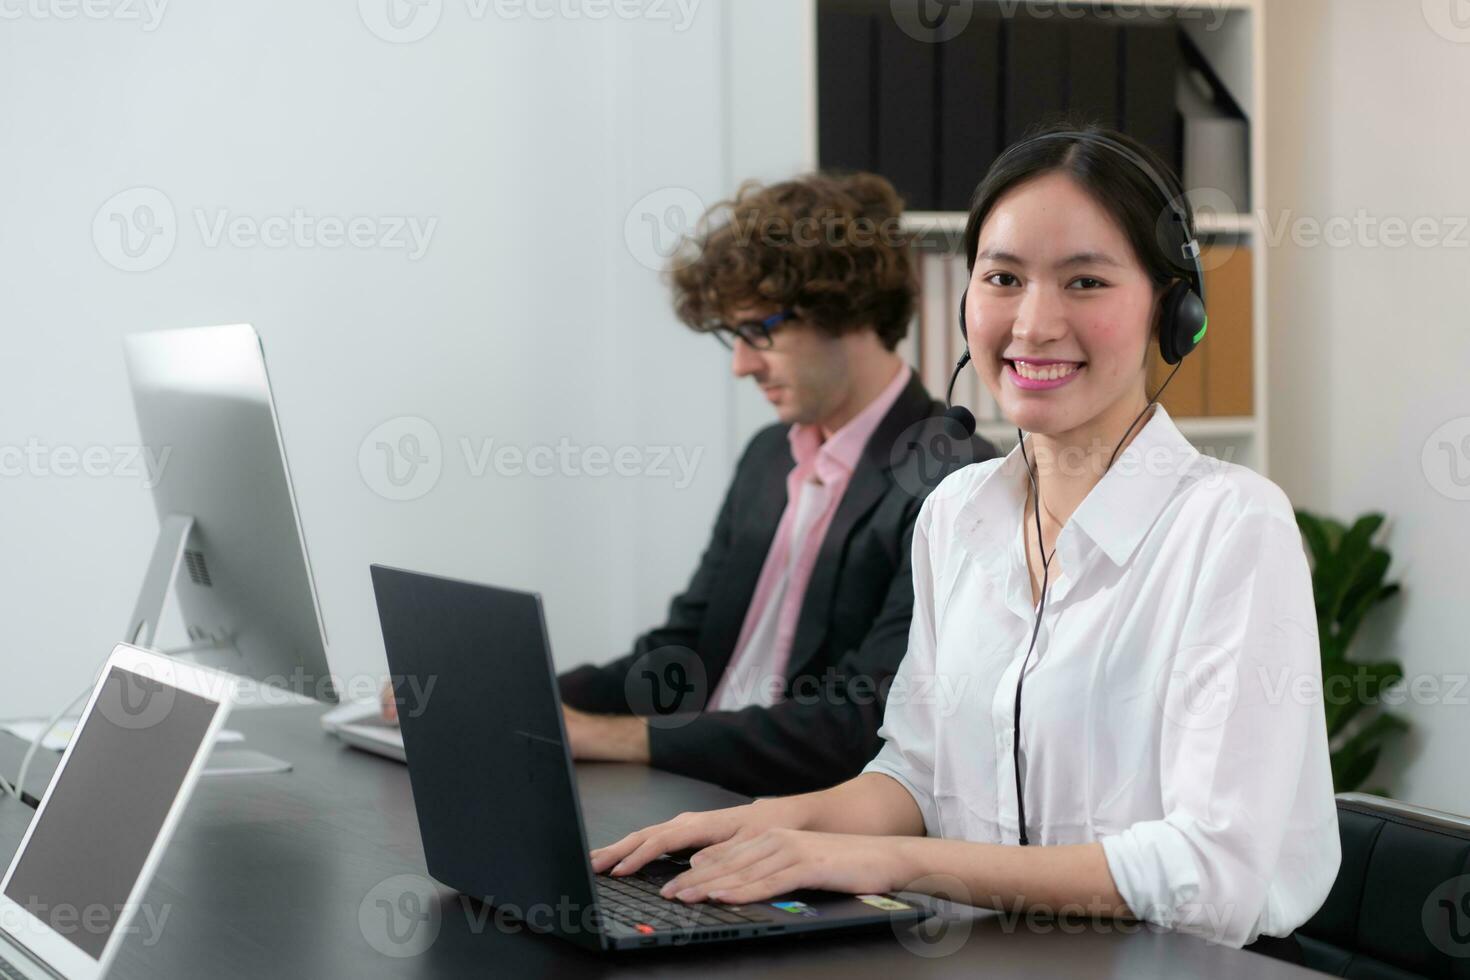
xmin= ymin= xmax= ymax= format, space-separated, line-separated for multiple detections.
xmin=947 ymin=131 xmax=1209 ymax=846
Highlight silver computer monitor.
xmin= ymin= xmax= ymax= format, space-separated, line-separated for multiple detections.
xmin=122 ymin=323 xmax=336 ymax=705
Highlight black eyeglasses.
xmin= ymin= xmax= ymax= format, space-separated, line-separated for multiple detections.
xmin=711 ymin=309 xmax=797 ymax=351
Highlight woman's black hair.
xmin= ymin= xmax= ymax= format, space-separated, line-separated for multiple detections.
xmin=962 ymin=123 xmax=1197 ymax=304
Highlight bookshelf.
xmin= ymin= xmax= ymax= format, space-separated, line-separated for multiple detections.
xmin=794 ymin=0 xmax=1271 ymax=474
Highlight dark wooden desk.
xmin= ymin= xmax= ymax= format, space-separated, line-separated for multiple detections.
xmin=0 ymin=705 xmax=1321 ymax=978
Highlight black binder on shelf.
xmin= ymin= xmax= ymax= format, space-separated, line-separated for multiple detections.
xmin=875 ymin=13 xmax=938 ymax=210
xmin=1121 ymin=20 xmax=1183 ymax=173
xmin=1065 ymin=14 xmax=1122 ymax=130
xmin=816 ymin=5 xmax=877 ymax=175
xmin=937 ymin=6 xmax=1002 ymax=211
xmin=1004 ymin=14 xmax=1069 ymax=147
xmin=816 ymin=1 xmax=1191 ymax=208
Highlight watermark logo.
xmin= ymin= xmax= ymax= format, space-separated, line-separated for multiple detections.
xmin=1156 ymin=645 xmax=1238 ymax=732
xmin=888 ymin=414 xmax=993 ymax=501
xmin=359 ymin=416 xmax=444 ymax=502
xmin=0 ymin=0 xmax=168 ymax=30
xmin=992 ymin=0 xmax=1229 ymax=30
xmin=624 ymin=186 xmax=706 ymax=272
xmin=358 ymin=419 xmax=705 ymax=501
xmin=1423 ymin=0 xmax=1470 ymax=43
xmin=890 ymin=0 xmax=972 ymax=43
xmin=359 ymin=874 xmax=443 ymax=958
xmin=93 ymin=187 xmax=177 ymax=273
xmin=97 ymin=659 xmax=179 ymax=732
xmin=359 ymin=0 xmax=701 ymax=42
xmin=624 ymin=646 xmax=707 ymax=727
xmin=1175 ymin=186 xmax=1244 ymax=274
xmin=0 ymin=439 xmax=171 ymax=487
xmin=893 ymin=874 xmax=974 ymax=958
xmin=1423 ymin=874 xmax=1470 ymax=957
xmin=359 ymin=0 xmax=443 ymax=42
xmin=93 ymin=187 xmax=437 ymax=272
xmin=1423 ymin=416 xmax=1470 ymax=501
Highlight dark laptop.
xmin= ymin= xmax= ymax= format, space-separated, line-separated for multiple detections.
xmin=369 ymin=564 xmax=928 ymax=951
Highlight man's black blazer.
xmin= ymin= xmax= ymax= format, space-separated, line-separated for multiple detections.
xmin=557 ymin=373 xmax=996 ymax=796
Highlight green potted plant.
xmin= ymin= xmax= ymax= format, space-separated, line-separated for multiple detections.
xmin=1295 ymin=510 xmax=1407 ymax=794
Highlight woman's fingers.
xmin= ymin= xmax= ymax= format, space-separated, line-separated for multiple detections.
xmin=704 ymin=866 xmax=807 ymax=906
xmin=661 ymin=830 xmax=791 ymax=897
xmin=669 ymin=850 xmax=795 ymax=904
xmin=588 ymin=810 xmax=741 ymax=876
xmin=589 ymin=827 xmax=654 ymax=873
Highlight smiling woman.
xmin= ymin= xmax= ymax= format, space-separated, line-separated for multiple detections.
xmin=590 ymin=125 xmax=1338 ymax=963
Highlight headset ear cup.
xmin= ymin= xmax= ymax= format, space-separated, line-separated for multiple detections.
xmin=1158 ymin=280 xmax=1206 ymax=365
xmin=958 ymin=287 xmax=969 ymax=342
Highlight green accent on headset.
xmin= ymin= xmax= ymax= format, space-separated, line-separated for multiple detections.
xmin=1192 ymin=318 xmax=1209 ymax=344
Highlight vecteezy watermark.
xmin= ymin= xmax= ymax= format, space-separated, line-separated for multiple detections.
xmin=628 ymin=185 xmax=918 ymax=271
xmin=1422 ymin=0 xmax=1470 ymax=44
xmin=893 ymin=873 xmax=974 ymax=958
xmin=0 ymin=0 xmax=168 ymax=30
xmin=359 ymin=416 xmax=444 ymax=502
xmin=0 ymin=438 xmax=171 ymax=487
xmin=358 ymin=880 xmax=719 ymax=952
xmin=0 ymin=898 xmax=172 ymax=948
xmin=624 ymin=186 xmax=708 ymax=272
xmin=92 ymin=185 xmax=437 ymax=272
xmin=624 ymin=646 xmax=708 ymax=728
xmin=1155 ymin=645 xmax=1240 ymax=733
xmin=889 ymin=0 xmax=973 ymax=44
xmin=357 ymin=416 xmax=706 ymax=501
xmin=1423 ymin=874 xmax=1470 ymax=957
xmin=358 ymin=0 xmax=443 ymax=43
xmin=890 ymin=0 xmax=1230 ymax=43
xmin=1256 ymin=209 xmax=1470 ymax=251
xmin=989 ymin=896 xmax=1237 ymax=944
xmin=359 ymin=874 xmax=444 ymax=958
xmin=1423 ymin=416 xmax=1470 ymax=501
xmin=359 ymin=0 xmax=702 ymax=43
xmin=97 ymin=662 xmax=180 ymax=732
xmin=888 ymin=414 xmax=996 ymax=502
xmin=93 ymin=187 xmax=177 ymax=273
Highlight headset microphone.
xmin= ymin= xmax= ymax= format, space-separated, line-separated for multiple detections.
xmin=943 ymin=404 xmax=976 ymax=439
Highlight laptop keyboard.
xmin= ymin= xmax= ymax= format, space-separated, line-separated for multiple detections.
xmin=0 ymin=955 xmax=30 ymax=980
xmin=596 ymin=872 xmax=769 ymax=935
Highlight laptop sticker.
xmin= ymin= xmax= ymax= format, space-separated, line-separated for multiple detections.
xmin=770 ymin=901 xmax=819 ymax=917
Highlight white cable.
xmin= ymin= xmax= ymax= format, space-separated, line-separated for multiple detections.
xmin=6 ymin=637 xmax=230 ymax=802
xmin=10 ymin=683 xmax=92 ymax=803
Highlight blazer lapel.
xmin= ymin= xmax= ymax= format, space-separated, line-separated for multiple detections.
xmin=784 ymin=375 xmax=938 ymax=682
xmin=700 ymin=438 xmax=793 ymax=685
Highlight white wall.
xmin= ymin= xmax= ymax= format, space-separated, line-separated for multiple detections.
xmin=1266 ymin=0 xmax=1470 ymax=812
xmin=0 ymin=0 xmax=802 ymax=718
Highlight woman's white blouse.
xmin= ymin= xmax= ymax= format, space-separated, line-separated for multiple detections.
xmin=864 ymin=405 xmax=1340 ymax=947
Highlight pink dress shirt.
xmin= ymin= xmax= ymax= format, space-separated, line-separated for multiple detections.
xmin=709 ymin=363 xmax=913 ymax=710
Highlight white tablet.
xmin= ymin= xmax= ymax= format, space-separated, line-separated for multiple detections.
xmin=0 ymin=643 xmax=238 ymax=979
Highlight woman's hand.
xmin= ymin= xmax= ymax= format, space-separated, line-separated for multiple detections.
xmin=589 ymin=798 xmax=805 ymax=879
xmin=657 ymin=829 xmax=913 ymax=906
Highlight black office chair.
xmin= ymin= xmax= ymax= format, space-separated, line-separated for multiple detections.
xmin=1297 ymin=792 xmax=1470 ymax=978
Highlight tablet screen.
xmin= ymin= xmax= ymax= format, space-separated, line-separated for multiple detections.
xmin=3 ymin=667 xmax=218 ymax=958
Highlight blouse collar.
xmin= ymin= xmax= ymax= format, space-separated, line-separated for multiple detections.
xmin=953 ymin=404 xmax=1201 ymax=572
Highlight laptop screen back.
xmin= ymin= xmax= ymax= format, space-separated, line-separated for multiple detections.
xmin=2 ymin=667 xmax=219 ymax=959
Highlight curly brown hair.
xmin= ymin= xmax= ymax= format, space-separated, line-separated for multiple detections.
xmin=668 ymin=172 xmax=916 ymax=351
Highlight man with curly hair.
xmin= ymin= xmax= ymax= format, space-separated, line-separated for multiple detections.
xmin=553 ymin=172 xmax=996 ymax=796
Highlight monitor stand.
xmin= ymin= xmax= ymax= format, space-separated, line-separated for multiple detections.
xmin=129 ymin=513 xmax=293 ymax=777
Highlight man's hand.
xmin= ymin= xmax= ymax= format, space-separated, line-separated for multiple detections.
xmin=379 ymin=681 xmax=398 ymax=724
xmin=562 ymin=704 xmax=651 ymax=763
